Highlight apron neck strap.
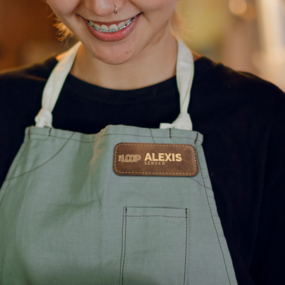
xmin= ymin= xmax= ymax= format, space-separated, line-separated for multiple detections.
xmin=160 ymin=40 xmax=194 ymax=131
xmin=35 ymin=40 xmax=194 ymax=131
xmin=35 ymin=42 xmax=81 ymax=128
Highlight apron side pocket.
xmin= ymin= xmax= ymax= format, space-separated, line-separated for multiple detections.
xmin=120 ymin=207 xmax=188 ymax=285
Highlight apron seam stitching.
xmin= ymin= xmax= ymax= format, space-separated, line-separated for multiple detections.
xmin=122 ymin=210 xmax=188 ymax=284
xmin=149 ymin=129 xmax=155 ymax=143
xmin=124 ymin=215 xmax=185 ymax=218
xmin=197 ymin=154 xmax=232 ymax=285
xmin=190 ymin=178 xmax=213 ymax=190
xmin=121 ymin=207 xmax=128 ymax=285
xmin=183 ymin=208 xmax=188 ymax=285
xmin=6 ymin=132 xmax=75 ymax=181
xmin=26 ymin=132 xmax=203 ymax=143
xmin=3 ymin=141 xmax=30 ymax=183
xmin=0 ymin=140 xmax=30 ymax=204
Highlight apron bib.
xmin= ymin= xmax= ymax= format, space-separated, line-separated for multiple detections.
xmin=0 ymin=41 xmax=238 ymax=285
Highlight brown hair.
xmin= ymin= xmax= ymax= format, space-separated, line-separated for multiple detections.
xmin=56 ymin=9 xmax=182 ymax=41
xmin=171 ymin=9 xmax=183 ymax=36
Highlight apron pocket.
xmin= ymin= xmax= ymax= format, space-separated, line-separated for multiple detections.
xmin=120 ymin=207 xmax=188 ymax=285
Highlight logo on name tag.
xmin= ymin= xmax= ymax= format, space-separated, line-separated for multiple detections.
xmin=119 ymin=155 xmax=141 ymax=163
xmin=113 ymin=143 xmax=199 ymax=177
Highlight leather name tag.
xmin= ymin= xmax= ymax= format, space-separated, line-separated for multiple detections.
xmin=113 ymin=143 xmax=199 ymax=177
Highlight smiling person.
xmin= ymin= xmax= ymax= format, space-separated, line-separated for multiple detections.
xmin=0 ymin=1 xmax=285 ymax=285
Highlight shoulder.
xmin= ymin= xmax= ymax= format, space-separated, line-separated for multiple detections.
xmin=0 ymin=57 xmax=57 ymax=93
xmin=194 ymin=57 xmax=285 ymax=121
xmin=0 ymin=57 xmax=58 ymax=129
xmin=0 ymin=57 xmax=58 ymax=112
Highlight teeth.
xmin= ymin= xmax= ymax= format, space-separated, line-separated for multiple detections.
xmin=118 ymin=21 xmax=125 ymax=29
xmin=87 ymin=16 xmax=135 ymax=33
xmin=109 ymin=24 xmax=119 ymax=32
xmin=101 ymin=25 xmax=109 ymax=32
xmin=94 ymin=24 xmax=101 ymax=31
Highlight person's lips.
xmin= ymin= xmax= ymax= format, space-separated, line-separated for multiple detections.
xmin=83 ymin=13 xmax=141 ymax=42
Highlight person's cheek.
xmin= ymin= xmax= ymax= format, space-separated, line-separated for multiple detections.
xmin=132 ymin=0 xmax=176 ymax=12
xmin=47 ymin=0 xmax=80 ymax=17
xmin=132 ymin=0 xmax=176 ymax=28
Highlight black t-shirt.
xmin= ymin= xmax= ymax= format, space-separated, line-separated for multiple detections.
xmin=0 ymin=56 xmax=285 ymax=285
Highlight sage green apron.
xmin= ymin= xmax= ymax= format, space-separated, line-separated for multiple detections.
xmin=0 ymin=41 xmax=238 ymax=285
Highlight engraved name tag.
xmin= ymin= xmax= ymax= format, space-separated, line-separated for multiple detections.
xmin=113 ymin=143 xmax=199 ymax=177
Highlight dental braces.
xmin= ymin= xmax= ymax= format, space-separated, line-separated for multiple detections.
xmin=87 ymin=16 xmax=135 ymax=33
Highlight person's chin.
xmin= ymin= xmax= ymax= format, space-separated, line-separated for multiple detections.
xmin=95 ymin=51 xmax=135 ymax=65
xmin=89 ymin=41 xmax=139 ymax=65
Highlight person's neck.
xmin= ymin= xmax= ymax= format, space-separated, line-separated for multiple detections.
xmin=69 ymin=33 xmax=181 ymax=90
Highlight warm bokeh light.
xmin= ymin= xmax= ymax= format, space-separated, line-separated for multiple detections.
xmin=0 ymin=0 xmax=284 ymax=90
xmin=229 ymin=0 xmax=248 ymax=16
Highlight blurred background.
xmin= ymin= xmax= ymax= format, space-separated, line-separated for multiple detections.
xmin=0 ymin=0 xmax=284 ymax=90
